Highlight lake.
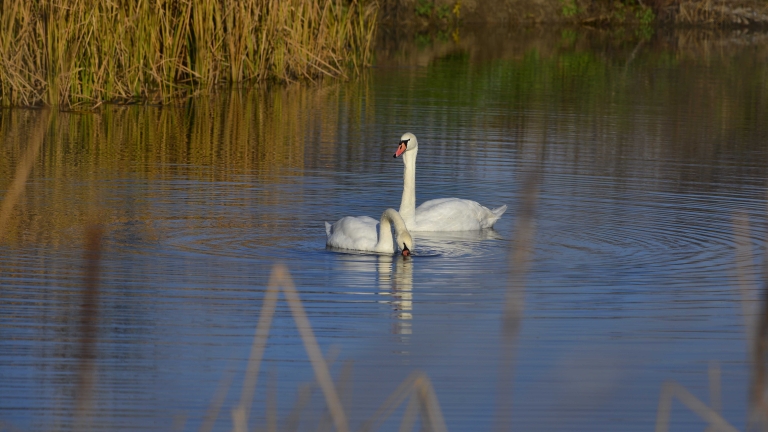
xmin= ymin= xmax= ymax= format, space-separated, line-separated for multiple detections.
xmin=1 ymin=27 xmax=767 ymax=431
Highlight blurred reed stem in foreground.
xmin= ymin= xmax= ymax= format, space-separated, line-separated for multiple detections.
xmin=0 ymin=0 xmax=377 ymax=109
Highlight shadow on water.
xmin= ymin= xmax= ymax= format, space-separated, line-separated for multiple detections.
xmin=1 ymin=26 xmax=768 ymax=431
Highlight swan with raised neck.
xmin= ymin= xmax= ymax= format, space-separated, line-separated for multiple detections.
xmin=393 ymin=132 xmax=507 ymax=232
xmin=394 ymin=132 xmax=419 ymax=228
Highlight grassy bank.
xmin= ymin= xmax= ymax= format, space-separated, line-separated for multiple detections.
xmin=0 ymin=0 xmax=377 ymax=109
xmin=378 ymin=0 xmax=768 ymax=29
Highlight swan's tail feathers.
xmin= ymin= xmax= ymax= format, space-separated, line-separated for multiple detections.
xmin=483 ymin=204 xmax=507 ymax=228
xmin=325 ymin=222 xmax=332 ymax=237
xmin=492 ymin=205 xmax=507 ymax=217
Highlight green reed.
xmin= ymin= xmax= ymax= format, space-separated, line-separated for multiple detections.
xmin=0 ymin=0 xmax=377 ymax=109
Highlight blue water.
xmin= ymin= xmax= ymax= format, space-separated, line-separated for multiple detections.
xmin=1 ymin=28 xmax=767 ymax=431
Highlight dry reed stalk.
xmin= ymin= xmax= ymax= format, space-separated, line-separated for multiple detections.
xmin=172 ymin=413 xmax=188 ymax=432
xmin=763 ymin=190 xmax=768 ymax=284
xmin=756 ymin=198 xmax=768 ymax=423
xmin=654 ymin=381 xmax=739 ymax=432
xmin=0 ymin=108 xmax=51 ymax=242
xmin=280 ymin=351 xmax=344 ymax=432
xmin=198 ymin=367 xmax=236 ymax=432
xmin=398 ymin=394 xmax=420 ymax=432
xmin=74 ymin=223 xmax=104 ymax=431
xmin=266 ymin=371 xmax=278 ymax=432
xmin=280 ymin=267 xmax=350 ymax=432
xmin=708 ymin=362 xmax=722 ymax=416
xmin=413 ymin=374 xmax=448 ymax=432
xmin=232 ymin=269 xmax=280 ymax=431
xmin=494 ymin=171 xmax=540 ymax=432
xmin=734 ymin=212 xmax=759 ymax=353
xmin=232 ymin=264 xmax=349 ymax=432
xmin=336 ymin=360 xmax=354 ymax=417
xmin=360 ymin=373 xmax=422 ymax=432
xmin=502 ymin=173 xmax=539 ymax=334
xmin=360 ymin=371 xmax=448 ymax=432
xmin=657 ymin=211 xmax=768 ymax=431
xmin=284 ymin=383 xmax=315 ymax=432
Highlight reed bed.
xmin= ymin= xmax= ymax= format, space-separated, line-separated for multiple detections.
xmin=671 ymin=0 xmax=768 ymax=26
xmin=0 ymin=0 xmax=377 ymax=109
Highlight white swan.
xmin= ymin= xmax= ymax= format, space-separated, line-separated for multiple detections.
xmin=393 ymin=132 xmax=507 ymax=232
xmin=325 ymin=208 xmax=415 ymax=256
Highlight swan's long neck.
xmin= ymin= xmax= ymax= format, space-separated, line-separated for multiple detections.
xmin=399 ymin=148 xmax=417 ymax=228
xmin=374 ymin=210 xmax=397 ymax=253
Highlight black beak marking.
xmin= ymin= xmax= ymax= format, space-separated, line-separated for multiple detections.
xmin=394 ymin=140 xmax=409 ymax=158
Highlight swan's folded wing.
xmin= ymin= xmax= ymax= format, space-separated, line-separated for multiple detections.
xmin=415 ymin=198 xmax=505 ymax=231
xmin=326 ymin=216 xmax=380 ymax=251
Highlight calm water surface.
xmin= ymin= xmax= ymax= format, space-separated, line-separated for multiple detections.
xmin=1 ymin=28 xmax=767 ymax=431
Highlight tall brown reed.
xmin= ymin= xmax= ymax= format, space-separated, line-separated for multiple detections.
xmin=0 ymin=0 xmax=377 ymax=109
xmin=74 ymin=223 xmax=103 ymax=431
xmin=226 ymin=264 xmax=448 ymax=432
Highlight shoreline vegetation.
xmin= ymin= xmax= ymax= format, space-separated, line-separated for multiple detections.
xmin=0 ymin=0 xmax=377 ymax=109
xmin=380 ymin=0 xmax=768 ymax=28
xmin=2 ymin=0 xmax=768 ymax=110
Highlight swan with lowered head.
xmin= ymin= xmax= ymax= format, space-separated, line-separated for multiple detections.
xmin=325 ymin=208 xmax=414 ymax=256
xmin=393 ymin=132 xmax=507 ymax=231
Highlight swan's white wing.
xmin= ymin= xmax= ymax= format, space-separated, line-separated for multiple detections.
xmin=325 ymin=216 xmax=380 ymax=251
xmin=414 ymin=198 xmax=506 ymax=231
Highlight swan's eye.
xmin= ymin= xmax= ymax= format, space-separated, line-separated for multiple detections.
xmin=399 ymin=139 xmax=409 ymax=147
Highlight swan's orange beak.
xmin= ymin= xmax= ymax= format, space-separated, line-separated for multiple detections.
xmin=401 ymin=244 xmax=410 ymax=257
xmin=393 ymin=140 xmax=408 ymax=158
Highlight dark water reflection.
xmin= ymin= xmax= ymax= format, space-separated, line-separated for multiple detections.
xmin=1 ymin=28 xmax=767 ymax=431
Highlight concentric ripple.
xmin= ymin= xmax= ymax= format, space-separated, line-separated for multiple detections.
xmin=534 ymin=170 xmax=766 ymax=287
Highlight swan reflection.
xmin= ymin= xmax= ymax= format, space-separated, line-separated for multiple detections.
xmin=393 ymin=258 xmax=413 ymax=334
xmin=414 ymin=229 xmax=504 ymax=257
xmin=377 ymin=255 xmax=413 ymax=337
xmin=334 ymin=254 xmax=413 ymax=337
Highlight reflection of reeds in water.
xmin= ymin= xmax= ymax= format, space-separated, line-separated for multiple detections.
xmin=0 ymin=109 xmax=51 ymax=242
xmin=0 ymin=84 xmax=373 ymax=247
